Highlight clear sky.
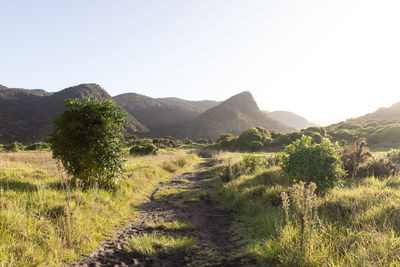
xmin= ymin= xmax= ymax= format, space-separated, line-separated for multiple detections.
xmin=1 ymin=0 xmax=400 ymax=124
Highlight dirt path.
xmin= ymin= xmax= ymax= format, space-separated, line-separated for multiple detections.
xmin=70 ymin=167 xmax=254 ymax=267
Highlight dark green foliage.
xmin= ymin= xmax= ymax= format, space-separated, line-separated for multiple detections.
xmin=152 ymin=136 xmax=182 ymax=148
xmin=218 ymin=162 xmax=247 ymax=182
xmin=183 ymin=137 xmax=192 ymax=144
xmin=238 ymin=127 xmax=272 ymax=151
xmin=281 ymin=135 xmax=345 ymax=190
xmin=216 ymin=133 xmax=237 ymax=150
xmin=4 ymin=142 xmax=23 ymax=151
xmin=340 ymin=140 xmax=373 ymax=178
xmin=197 ymin=149 xmax=217 ymax=158
xmin=25 ymin=143 xmax=50 ymax=151
xmin=130 ymin=144 xmax=158 ymax=156
xmin=195 ymin=138 xmax=210 ymax=144
xmin=48 ymin=98 xmax=127 ymax=189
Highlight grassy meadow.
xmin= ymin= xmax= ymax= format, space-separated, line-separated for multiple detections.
xmin=208 ymin=151 xmax=400 ymax=266
xmin=0 ymin=149 xmax=200 ymax=266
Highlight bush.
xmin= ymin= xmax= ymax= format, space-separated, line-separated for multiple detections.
xmin=48 ymin=98 xmax=127 ymax=189
xmin=281 ymin=135 xmax=345 ymax=190
xmin=218 ymin=162 xmax=247 ymax=182
xmin=242 ymin=155 xmax=266 ymax=173
xmin=216 ymin=133 xmax=237 ymax=150
xmin=130 ymin=144 xmax=158 ymax=156
xmin=237 ymin=127 xmax=271 ymax=151
xmin=25 ymin=143 xmax=50 ymax=151
xmin=340 ymin=140 xmax=373 ymax=178
xmin=4 ymin=142 xmax=23 ymax=151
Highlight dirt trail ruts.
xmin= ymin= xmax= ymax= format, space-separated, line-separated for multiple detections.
xmin=70 ymin=167 xmax=255 ymax=267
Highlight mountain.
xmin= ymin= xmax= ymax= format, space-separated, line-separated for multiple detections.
xmin=157 ymin=97 xmax=220 ymax=112
xmin=0 ymin=84 xmax=147 ymax=144
xmin=263 ymin=111 xmax=315 ymax=130
xmin=357 ymin=102 xmax=400 ymax=123
xmin=165 ymin=91 xmax=294 ymax=140
xmin=113 ymin=93 xmax=218 ymax=134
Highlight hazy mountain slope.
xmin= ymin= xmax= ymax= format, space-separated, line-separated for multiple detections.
xmin=114 ymin=93 xmax=216 ymax=134
xmin=357 ymin=102 xmax=400 ymax=123
xmin=263 ymin=110 xmax=315 ymax=130
xmin=157 ymin=97 xmax=220 ymax=112
xmin=0 ymin=84 xmax=147 ymax=144
xmin=166 ymin=91 xmax=294 ymax=140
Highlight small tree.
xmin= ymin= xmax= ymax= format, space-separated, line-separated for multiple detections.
xmin=48 ymin=98 xmax=127 ymax=189
xmin=281 ymin=135 xmax=344 ymax=190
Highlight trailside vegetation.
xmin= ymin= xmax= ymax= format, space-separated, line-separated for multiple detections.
xmin=48 ymin=98 xmax=127 ymax=189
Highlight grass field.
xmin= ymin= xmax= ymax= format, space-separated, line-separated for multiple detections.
xmin=209 ymin=151 xmax=400 ymax=266
xmin=0 ymin=149 xmax=200 ymax=266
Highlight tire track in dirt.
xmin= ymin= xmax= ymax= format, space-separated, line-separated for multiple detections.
xmin=70 ymin=167 xmax=255 ymax=267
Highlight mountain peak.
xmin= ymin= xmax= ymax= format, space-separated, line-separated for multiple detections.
xmin=222 ymin=91 xmax=259 ymax=112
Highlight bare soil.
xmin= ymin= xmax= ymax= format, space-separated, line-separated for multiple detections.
xmin=70 ymin=167 xmax=255 ymax=267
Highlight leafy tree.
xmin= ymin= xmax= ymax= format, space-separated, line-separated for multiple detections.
xmin=281 ymin=135 xmax=345 ymax=190
xmin=48 ymin=98 xmax=127 ymax=189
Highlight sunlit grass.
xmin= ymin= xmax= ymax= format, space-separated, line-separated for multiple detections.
xmin=146 ymin=220 xmax=193 ymax=230
xmin=0 ymin=149 xmax=200 ymax=266
xmin=125 ymin=233 xmax=195 ymax=256
xmin=210 ymin=151 xmax=400 ymax=266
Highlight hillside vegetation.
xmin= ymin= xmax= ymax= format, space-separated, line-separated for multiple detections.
xmin=0 ymin=84 xmax=147 ymax=144
xmin=208 ymin=150 xmax=400 ymax=266
xmin=165 ymin=92 xmax=294 ymax=140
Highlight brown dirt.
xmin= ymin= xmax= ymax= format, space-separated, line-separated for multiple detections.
xmin=70 ymin=167 xmax=255 ymax=267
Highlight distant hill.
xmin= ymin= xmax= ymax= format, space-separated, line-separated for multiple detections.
xmin=0 ymin=84 xmax=147 ymax=144
xmin=113 ymin=93 xmax=218 ymax=134
xmin=326 ymin=101 xmax=400 ymax=149
xmin=157 ymin=97 xmax=220 ymax=112
xmin=357 ymin=102 xmax=400 ymax=123
xmin=165 ymin=91 xmax=294 ymax=140
xmin=0 ymin=84 xmax=298 ymax=144
xmin=263 ymin=110 xmax=315 ymax=130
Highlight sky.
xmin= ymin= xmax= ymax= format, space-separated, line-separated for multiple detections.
xmin=1 ymin=0 xmax=400 ymax=124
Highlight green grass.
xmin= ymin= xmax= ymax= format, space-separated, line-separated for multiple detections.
xmin=0 ymin=150 xmax=200 ymax=266
xmin=209 ymin=151 xmax=400 ymax=266
xmin=146 ymin=220 xmax=193 ymax=230
xmin=125 ymin=233 xmax=195 ymax=256
xmin=153 ymin=186 xmax=208 ymax=208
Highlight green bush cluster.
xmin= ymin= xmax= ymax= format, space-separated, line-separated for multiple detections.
xmin=130 ymin=143 xmax=159 ymax=156
xmin=216 ymin=126 xmax=328 ymax=152
xmin=0 ymin=142 xmax=51 ymax=152
xmin=281 ymin=135 xmax=345 ymax=190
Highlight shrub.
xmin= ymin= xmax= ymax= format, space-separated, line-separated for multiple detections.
xmin=281 ymin=135 xmax=345 ymax=190
xmin=48 ymin=98 xmax=127 ymax=189
xmin=341 ymin=140 xmax=373 ymax=178
xmin=216 ymin=133 xmax=237 ymax=150
xmin=242 ymin=155 xmax=266 ymax=173
xmin=153 ymin=137 xmax=182 ymax=148
xmin=238 ymin=127 xmax=271 ymax=151
xmin=218 ymin=162 xmax=247 ymax=182
xmin=130 ymin=144 xmax=158 ymax=156
xmin=25 ymin=143 xmax=50 ymax=151
xmin=4 ymin=142 xmax=23 ymax=151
